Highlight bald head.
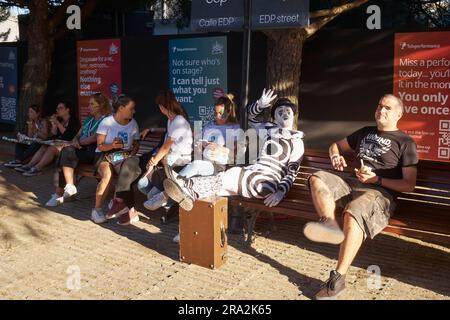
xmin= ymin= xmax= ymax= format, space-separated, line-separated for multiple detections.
xmin=379 ymin=94 xmax=404 ymax=116
xmin=375 ymin=94 xmax=404 ymax=130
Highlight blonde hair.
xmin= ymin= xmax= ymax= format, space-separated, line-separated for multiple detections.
xmin=91 ymin=92 xmax=112 ymax=116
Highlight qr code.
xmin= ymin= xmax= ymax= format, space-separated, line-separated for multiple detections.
xmin=439 ymin=120 xmax=450 ymax=132
xmin=1 ymin=96 xmax=16 ymax=122
xmin=199 ymin=106 xmax=207 ymax=116
xmin=438 ymin=147 xmax=450 ymax=159
xmin=438 ymin=120 xmax=450 ymax=159
xmin=198 ymin=105 xmax=215 ymax=122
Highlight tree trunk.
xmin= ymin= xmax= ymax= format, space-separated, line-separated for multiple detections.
xmin=15 ymin=0 xmax=53 ymax=133
xmin=265 ymin=28 xmax=306 ymax=128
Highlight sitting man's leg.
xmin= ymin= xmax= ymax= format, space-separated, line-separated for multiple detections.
xmin=314 ymin=212 xmax=365 ymax=300
xmin=314 ymin=186 xmax=393 ymax=299
xmin=303 ymin=171 xmax=352 ymax=245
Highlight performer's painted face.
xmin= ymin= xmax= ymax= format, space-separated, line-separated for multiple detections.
xmin=274 ymin=105 xmax=294 ymax=129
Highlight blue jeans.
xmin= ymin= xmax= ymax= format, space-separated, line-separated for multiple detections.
xmin=179 ymin=160 xmax=215 ymax=178
xmin=137 ymin=160 xmax=215 ymax=195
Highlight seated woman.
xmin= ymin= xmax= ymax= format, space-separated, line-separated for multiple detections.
xmin=178 ymin=93 xmax=243 ymax=179
xmin=137 ymin=89 xmax=193 ymax=211
xmin=4 ymin=104 xmax=49 ymax=168
xmin=17 ymin=101 xmax=80 ymax=176
xmin=91 ymin=94 xmax=141 ymax=226
xmin=45 ymin=93 xmax=111 ymax=207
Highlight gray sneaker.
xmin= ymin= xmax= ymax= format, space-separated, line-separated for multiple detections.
xmin=14 ymin=164 xmax=32 ymax=173
xmin=315 ymin=270 xmax=346 ymax=300
xmin=163 ymin=169 xmax=196 ymax=212
xmin=4 ymin=160 xmax=23 ymax=168
xmin=22 ymin=167 xmax=42 ymax=177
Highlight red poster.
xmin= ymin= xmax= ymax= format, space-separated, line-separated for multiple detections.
xmin=77 ymin=39 xmax=122 ymax=119
xmin=394 ymin=32 xmax=450 ymax=162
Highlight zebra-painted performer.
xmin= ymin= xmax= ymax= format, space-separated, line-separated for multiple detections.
xmin=163 ymin=88 xmax=305 ymax=211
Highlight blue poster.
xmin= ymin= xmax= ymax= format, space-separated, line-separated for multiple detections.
xmin=0 ymin=46 xmax=18 ymax=124
xmin=169 ymin=37 xmax=228 ymax=123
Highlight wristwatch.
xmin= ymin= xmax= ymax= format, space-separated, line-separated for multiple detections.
xmin=375 ymin=176 xmax=382 ymax=186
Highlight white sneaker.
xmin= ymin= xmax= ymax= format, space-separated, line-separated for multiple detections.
xmin=91 ymin=208 xmax=107 ymax=224
xmin=63 ymin=184 xmax=77 ymax=199
xmin=173 ymin=233 xmax=180 ymax=243
xmin=303 ymin=218 xmax=345 ymax=245
xmin=45 ymin=193 xmax=64 ymax=207
xmin=108 ymin=199 xmax=113 ymax=210
xmin=146 ymin=186 xmax=161 ymax=200
xmin=143 ymin=192 xmax=168 ymax=211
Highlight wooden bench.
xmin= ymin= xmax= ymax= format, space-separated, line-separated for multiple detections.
xmin=74 ymin=130 xmax=178 ymax=223
xmin=230 ymin=149 xmax=450 ymax=246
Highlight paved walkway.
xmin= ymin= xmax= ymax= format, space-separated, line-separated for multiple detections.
xmin=0 ymin=142 xmax=449 ymax=300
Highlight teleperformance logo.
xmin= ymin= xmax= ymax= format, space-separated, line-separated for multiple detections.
xmin=79 ymin=47 xmax=99 ymax=53
xmin=8 ymin=51 xmax=15 ymax=61
xmin=211 ymin=41 xmax=224 ymax=55
xmin=109 ymin=43 xmax=119 ymax=55
xmin=172 ymin=46 xmax=198 ymax=53
xmin=400 ymin=42 xmax=441 ymax=50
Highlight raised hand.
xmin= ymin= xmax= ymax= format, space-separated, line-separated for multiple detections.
xmin=258 ymin=88 xmax=278 ymax=109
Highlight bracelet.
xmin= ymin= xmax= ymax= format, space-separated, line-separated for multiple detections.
xmin=149 ymin=158 xmax=158 ymax=166
xmin=375 ymin=176 xmax=382 ymax=186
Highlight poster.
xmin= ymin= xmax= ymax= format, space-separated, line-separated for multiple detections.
xmin=394 ymin=32 xmax=450 ymax=162
xmin=251 ymin=0 xmax=309 ymax=29
xmin=0 ymin=46 xmax=18 ymax=124
xmin=191 ymin=0 xmax=244 ymax=31
xmin=191 ymin=0 xmax=309 ymax=31
xmin=169 ymin=36 xmax=228 ymax=123
xmin=77 ymin=39 xmax=122 ymax=119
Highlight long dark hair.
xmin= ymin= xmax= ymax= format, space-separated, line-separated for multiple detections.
xmin=59 ymin=100 xmax=76 ymax=118
xmin=112 ymin=94 xmax=134 ymax=113
xmin=28 ymin=104 xmax=42 ymax=115
xmin=155 ymin=89 xmax=188 ymax=119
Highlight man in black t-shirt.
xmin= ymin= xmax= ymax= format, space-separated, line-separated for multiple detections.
xmin=303 ymin=94 xmax=418 ymax=299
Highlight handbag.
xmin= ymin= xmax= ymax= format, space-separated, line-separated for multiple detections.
xmin=104 ymin=150 xmax=130 ymax=166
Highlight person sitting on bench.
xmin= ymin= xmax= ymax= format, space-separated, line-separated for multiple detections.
xmin=137 ymin=89 xmax=193 ymax=212
xmin=4 ymin=104 xmax=49 ymax=169
xmin=18 ymin=101 xmax=80 ymax=177
xmin=303 ymin=94 xmax=418 ymax=299
xmin=91 ymin=94 xmax=141 ymax=225
xmin=45 ymin=93 xmax=111 ymax=207
xmin=162 ymin=88 xmax=305 ymax=211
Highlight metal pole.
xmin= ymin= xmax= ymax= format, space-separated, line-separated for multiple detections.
xmin=240 ymin=0 xmax=252 ymax=131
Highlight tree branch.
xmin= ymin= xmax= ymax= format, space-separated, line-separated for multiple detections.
xmin=418 ymin=4 xmax=442 ymax=27
xmin=305 ymin=0 xmax=369 ymax=38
